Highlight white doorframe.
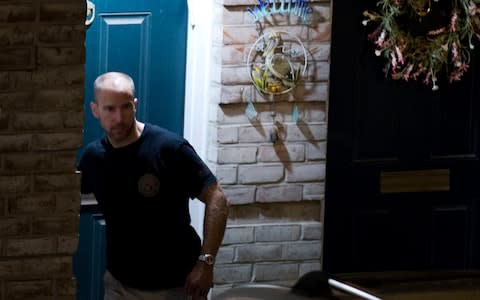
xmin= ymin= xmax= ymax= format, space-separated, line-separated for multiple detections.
xmin=184 ymin=0 xmax=214 ymax=240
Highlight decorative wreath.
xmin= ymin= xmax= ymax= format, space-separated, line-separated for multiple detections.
xmin=363 ymin=0 xmax=480 ymax=90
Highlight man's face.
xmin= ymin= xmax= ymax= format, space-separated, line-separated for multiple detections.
xmin=91 ymin=87 xmax=137 ymax=145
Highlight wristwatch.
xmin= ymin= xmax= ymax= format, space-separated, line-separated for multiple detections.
xmin=198 ymin=254 xmax=215 ymax=265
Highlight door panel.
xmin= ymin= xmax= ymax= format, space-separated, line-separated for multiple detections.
xmin=431 ymin=205 xmax=469 ymax=268
xmin=98 ymin=12 xmax=154 ymax=122
xmin=73 ymin=213 xmax=106 ymax=300
xmin=324 ymin=0 xmax=480 ymax=274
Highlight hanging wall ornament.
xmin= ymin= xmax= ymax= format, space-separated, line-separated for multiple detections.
xmin=363 ymin=0 xmax=480 ymax=91
xmin=245 ymin=101 xmax=258 ymax=121
xmin=292 ymin=104 xmax=300 ymax=123
xmin=247 ymin=30 xmax=308 ymax=95
xmin=247 ymin=0 xmax=313 ymax=24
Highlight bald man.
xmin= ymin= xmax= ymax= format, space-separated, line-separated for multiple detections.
xmin=78 ymin=72 xmax=229 ymax=300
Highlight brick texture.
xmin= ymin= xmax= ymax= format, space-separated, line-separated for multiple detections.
xmin=0 ymin=0 xmax=84 ymax=298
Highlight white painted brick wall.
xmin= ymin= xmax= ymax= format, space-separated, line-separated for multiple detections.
xmin=220 ymin=84 xmax=252 ymax=104
xmin=307 ymin=141 xmax=327 ymax=160
xmin=221 ymin=65 xmax=250 ymax=84
xmin=223 ymin=25 xmax=258 ymax=45
xmin=307 ymin=61 xmax=331 ymax=81
xmin=221 ymin=44 xmax=247 ymax=65
xmin=236 ymin=244 xmax=283 ymax=262
xmin=302 ymin=222 xmax=323 ymax=240
xmin=217 ymin=246 xmax=235 ymax=264
xmin=284 ymin=241 xmax=322 ymax=260
xmin=215 ymin=166 xmax=238 ymax=184
xmin=255 ymin=224 xmax=301 ymax=242
xmin=215 ymin=222 xmax=324 ymax=289
xmin=286 ymin=163 xmax=326 ymax=182
xmin=215 ymin=264 xmax=253 ymax=284
xmin=258 ymin=144 xmax=306 ymax=162
xmin=217 ymin=146 xmax=258 ymax=164
xmin=223 ymin=226 xmax=255 ymax=245
xmin=238 ymin=164 xmax=284 ymax=184
xmin=216 ymin=105 xmax=252 ymax=124
xmin=223 ymin=186 xmax=256 ymax=205
xmin=254 ymin=263 xmax=299 ymax=281
xmin=256 ymin=184 xmax=303 ymax=202
xmin=285 ymin=123 xmax=327 ymax=141
xmin=210 ymin=0 xmax=331 ymax=291
xmin=308 ymin=42 xmax=331 ymax=61
xmin=217 ymin=126 xmax=239 ymax=144
xmin=303 ymin=182 xmax=325 ymax=201
xmin=217 ymin=5 xmax=246 ymax=25
xmin=238 ymin=126 xmax=272 ymax=143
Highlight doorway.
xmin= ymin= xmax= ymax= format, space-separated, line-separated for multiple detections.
xmin=324 ymin=0 xmax=480 ymax=273
xmin=74 ymin=1 xmax=190 ymax=299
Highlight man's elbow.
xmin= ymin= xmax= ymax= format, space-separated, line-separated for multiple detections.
xmin=211 ymin=188 xmax=229 ymax=217
xmin=220 ymin=193 xmax=230 ymax=217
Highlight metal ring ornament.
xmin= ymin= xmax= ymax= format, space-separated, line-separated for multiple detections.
xmin=247 ymin=30 xmax=308 ymax=95
xmin=85 ymin=0 xmax=96 ymax=26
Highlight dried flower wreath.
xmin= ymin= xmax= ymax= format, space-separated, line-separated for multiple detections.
xmin=363 ymin=0 xmax=480 ymax=90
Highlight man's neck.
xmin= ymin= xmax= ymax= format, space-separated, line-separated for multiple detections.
xmin=109 ymin=121 xmax=145 ymax=148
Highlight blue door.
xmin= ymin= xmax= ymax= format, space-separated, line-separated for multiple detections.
xmin=74 ymin=1 xmax=188 ymax=299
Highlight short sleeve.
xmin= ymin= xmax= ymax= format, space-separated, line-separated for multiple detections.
xmin=173 ymin=142 xmax=217 ymax=199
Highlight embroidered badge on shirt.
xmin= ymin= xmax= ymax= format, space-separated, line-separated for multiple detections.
xmin=138 ymin=173 xmax=160 ymax=197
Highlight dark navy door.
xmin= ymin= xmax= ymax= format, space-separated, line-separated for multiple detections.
xmin=74 ymin=1 xmax=188 ymax=299
xmin=324 ymin=0 xmax=480 ymax=274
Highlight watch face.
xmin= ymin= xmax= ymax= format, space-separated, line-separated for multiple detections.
xmin=205 ymin=255 xmax=214 ymax=265
xmin=200 ymin=254 xmax=215 ymax=265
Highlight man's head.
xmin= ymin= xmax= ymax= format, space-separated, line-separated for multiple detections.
xmin=91 ymin=72 xmax=138 ymax=147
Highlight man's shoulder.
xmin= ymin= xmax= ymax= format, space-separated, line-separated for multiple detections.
xmin=78 ymin=139 xmax=105 ymax=172
xmin=144 ymin=123 xmax=185 ymax=146
xmin=81 ymin=138 xmax=106 ymax=161
xmin=84 ymin=138 xmax=105 ymax=153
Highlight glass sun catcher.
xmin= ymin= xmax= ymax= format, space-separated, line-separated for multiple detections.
xmin=247 ymin=30 xmax=308 ymax=96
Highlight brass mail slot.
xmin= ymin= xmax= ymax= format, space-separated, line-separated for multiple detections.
xmin=380 ymin=169 xmax=450 ymax=193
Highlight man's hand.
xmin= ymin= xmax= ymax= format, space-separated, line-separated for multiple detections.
xmin=184 ymin=261 xmax=213 ymax=299
xmin=185 ymin=182 xmax=228 ymax=299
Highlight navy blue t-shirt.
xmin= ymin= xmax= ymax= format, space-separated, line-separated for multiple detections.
xmin=78 ymin=123 xmax=217 ymax=290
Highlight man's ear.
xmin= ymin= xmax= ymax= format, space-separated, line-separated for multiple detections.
xmin=90 ymin=101 xmax=99 ymax=119
xmin=133 ymin=98 xmax=138 ymax=112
